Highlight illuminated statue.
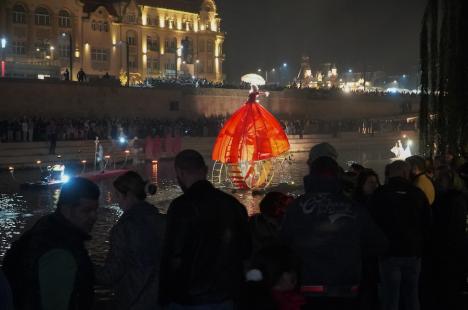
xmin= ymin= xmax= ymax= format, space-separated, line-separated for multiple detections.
xmin=212 ymin=85 xmax=290 ymax=189
xmin=391 ymin=139 xmax=412 ymax=160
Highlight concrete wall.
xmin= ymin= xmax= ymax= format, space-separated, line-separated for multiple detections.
xmin=0 ymin=79 xmax=419 ymax=120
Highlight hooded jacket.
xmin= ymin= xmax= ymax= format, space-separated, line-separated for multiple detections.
xmin=281 ymin=173 xmax=387 ymax=297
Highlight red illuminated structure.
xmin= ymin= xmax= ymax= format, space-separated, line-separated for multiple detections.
xmin=212 ymin=86 xmax=290 ymax=189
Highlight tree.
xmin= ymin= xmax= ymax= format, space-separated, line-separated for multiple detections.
xmin=420 ymin=0 xmax=468 ymax=156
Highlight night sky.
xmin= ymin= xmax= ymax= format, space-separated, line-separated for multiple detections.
xmin=216 ymin=0 xmax=428 ymax=83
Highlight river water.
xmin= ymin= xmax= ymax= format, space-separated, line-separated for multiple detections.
xmin=0 ymin=151 xmax=389 ymax=306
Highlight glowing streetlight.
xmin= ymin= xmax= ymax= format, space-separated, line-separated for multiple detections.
xmin=257 ymin=68 xmax=262 ymax=72
xmin=402 ymin=74 xmax=407 ymax=78
xmin=283 ymin=63 xmax=287 ymax=68
xmin=348 ymin=69 xmax=353 ymax=73
xmin=1 ymin=38 xmax=6 ymax=49
xmin=271 ymin=68 xmax=276 ymax=72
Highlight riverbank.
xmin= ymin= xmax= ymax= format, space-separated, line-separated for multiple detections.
xmin=0 ymin=132 xmax=418 ymax=169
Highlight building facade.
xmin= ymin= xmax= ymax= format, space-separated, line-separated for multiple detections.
xmin=0 ymin=0 xmax=225 ymax=81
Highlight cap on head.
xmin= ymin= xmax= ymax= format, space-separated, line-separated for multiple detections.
xmin=308 ymin=142 xmax=338 ymax=164
xmin=174 ymin=149 xmax=207 ymax=172
xmin=57 ymin=177 xmax=100 ymax=208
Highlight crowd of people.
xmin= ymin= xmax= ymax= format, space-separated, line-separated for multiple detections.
xmin=0 ymin=116 xmax=417 ymax=144
xmin=1 ymin=145 xmax=467 ymax=310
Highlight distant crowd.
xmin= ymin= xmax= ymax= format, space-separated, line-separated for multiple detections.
xmin=0 ymin=117 xmax=417 ymax=144
xmin=1 ymin=145 xmax=467 ymax=310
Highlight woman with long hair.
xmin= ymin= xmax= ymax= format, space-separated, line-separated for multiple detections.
xmin=96 ymin=171 xmax=165 ymax=310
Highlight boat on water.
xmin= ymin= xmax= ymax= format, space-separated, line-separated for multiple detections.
xmin=17 ymin=164 xmax=128 ymax=190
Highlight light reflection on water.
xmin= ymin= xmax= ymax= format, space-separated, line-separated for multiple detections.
xmin=0 ymin=153 xmax=309 ymax=264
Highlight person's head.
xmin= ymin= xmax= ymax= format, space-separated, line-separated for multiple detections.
xmin=259 ymin=192 xmax=292 ymax=221
xmin=113 ymin=171 xmax=157 ymax=211
xmin=307 ymin=143 xmax=338 ymax=170
xmin=250 ymin=84 xmax=259 ymax=93
xmin=57 ymin=177 xmax=100 ymax=234
xmin=386 ymin=160 xmax=411 ymax=180
xmin=305 ymin=156 xmax=342 ymax=193
xmin=406 ymin=155 xmax=426 ymax=177
xmin=174 ymin=149 xmax=208 ymax=192
xmin=349 ymin=163 xmax=365 ymax=176
xmin=355 ymin=169 xmax=380 ymax=198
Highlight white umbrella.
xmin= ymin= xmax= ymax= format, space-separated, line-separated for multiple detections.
xmin=241 ymin=73 xmax=266 ymax=86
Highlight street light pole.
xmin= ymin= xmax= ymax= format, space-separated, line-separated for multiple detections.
xmin=126 ymin=42 xmax=130 ymax=87
xmin=68 ymin=34 xmax=73 ymax=81
xmin=1 ymin=38 xmax=6 ymax=78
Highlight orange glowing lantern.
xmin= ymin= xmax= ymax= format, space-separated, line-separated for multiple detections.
xmin=212 ymin=88 xmax=290 ymax=189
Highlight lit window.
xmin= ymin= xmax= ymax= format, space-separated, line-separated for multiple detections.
xmin=91 ymin=48 xmax=109 ymax=62
xmin=127 ymin=14 xmax=136 ymax=23
xmin=58 ymin=10 xmax=71 ymax=28
xmin=129 ymin=56 xmax=137 ymax=69
xmin=35 ymin=7 xmax=50 ymax=26
xmin=147 ymin=57 xmax=160 ymax=74
xmin=12 ymin=4 xmax=26 ymax=24
xmin=127 ymin=33 xmax=137 ymax=46
xmin=12 ymin=41 xmax=26 ymax=55
xmin=147 ymin=36 xmax=159 ymax=52
xmin=59 ymin=45 xmax=70 ymax=58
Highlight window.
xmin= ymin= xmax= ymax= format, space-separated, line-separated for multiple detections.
xmin=147 ymin=36 xmax=159 ymax=52
xmin=59 ymin=45 xmax=70 ymax=58
xmin=35 ymin=7 xmax=50 ymax=26
xmin=103 ymin=22 xmax=109 ymax=32
xmin=207 ymin=40 xmax=213 ymax=55
xmin=12 ymin=41 xmax=26 ymax=55
xmin=127 ymin=14 xmax=136 ymax=23
xmin=12 ymin=4 xmax=26 ymax=24
xmin=91 ymin=48 xmax=108 ymax=62
xmin=91 ymin=20 xmax=97 ymax=31
xmin=58 ymin=10 xmax=71 ymax=28
xmin=129 ymin=56 xmax=137 ymax=70
xmin=147 ymin=57 xmax=160 ymax=74
xmin=147 ymin=15 xmax=158 ymax=26
xmin=170 ymin=38 xmax=176 ymax=49
xmin=127 ymin=33 xmax=136 ymax=46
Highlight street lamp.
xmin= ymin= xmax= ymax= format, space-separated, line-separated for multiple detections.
xmin=1 ymin=38 xmax=6 ymax=78
xmin=195 ymin=59 xmax=200 ymax=78
xmin=283 ymin=63 xmax=287 ymax=68
xmin=62 ymin=32 xmax=73 ymax=80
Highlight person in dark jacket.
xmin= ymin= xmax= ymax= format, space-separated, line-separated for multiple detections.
xmin=370 ymin=160 xmax=431 ymax=310
xmin=281 ymin=151 xmax=387 ymax=310
xmin=249 ymin=191 xmax=293 ymax=255
xmin=159 ymin=150 xmax=251 ymax=309
xmin=95 ymin=171 xmax=165 ymax=310
xmin=424 ymin=165 xmax=467 ymax=310
xmin=2 ymin=177 xmax=100 ymax=310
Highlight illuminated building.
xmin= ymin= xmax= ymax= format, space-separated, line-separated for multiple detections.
xmin=295 ymin=56 xmax=338 ymax=89
xmin=0 ymin=0 xmax=224 ymax=81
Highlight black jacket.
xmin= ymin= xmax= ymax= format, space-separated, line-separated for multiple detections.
xmin=2 ymin=212 xmax=94 ymax=310
xmin=159 ymin=180 xmax=251 ymax=305
xmin=96 ymin=201 xmax=165 ymax=310
xmin=370 ymin=177 xmax=431 ymax=257
xmin=281 ymin=174 xmax=387 ymax=296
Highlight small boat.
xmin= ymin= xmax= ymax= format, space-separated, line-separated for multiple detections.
xmin=20 ymin=164 xmax=70 ymax=190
